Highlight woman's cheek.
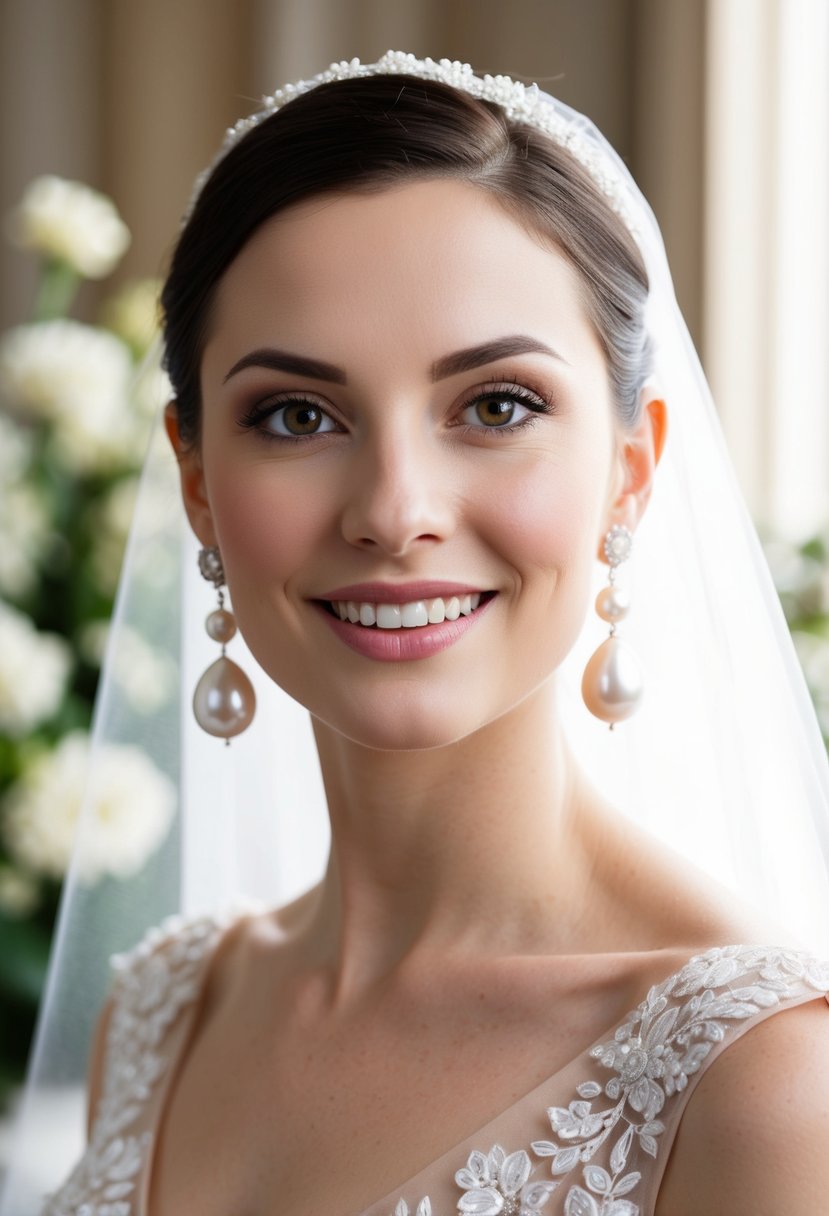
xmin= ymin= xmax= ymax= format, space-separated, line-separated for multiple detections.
xmin=208 ymin=463 xmax=331 ymax=592
xmin=482 ymin=453 xmax=604 ymax=580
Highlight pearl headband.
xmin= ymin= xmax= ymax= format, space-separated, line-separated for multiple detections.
xmin=189 ymin=50 xmax=640 ymax=238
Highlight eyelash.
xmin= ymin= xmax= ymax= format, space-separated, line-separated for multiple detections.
xmin=237 ymin=380 xmax=556 ymax=444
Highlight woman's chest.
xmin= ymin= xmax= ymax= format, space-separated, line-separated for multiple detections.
xmin=148 ymin=965 xmax=633 ymax=1216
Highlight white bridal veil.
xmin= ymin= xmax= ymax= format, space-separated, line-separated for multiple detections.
xmin=3 ymin=52 xmax=829 ymax=1213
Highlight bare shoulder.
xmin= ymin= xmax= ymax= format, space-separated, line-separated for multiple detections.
xmin=657 ymin=995 xmax=829 ymax=1215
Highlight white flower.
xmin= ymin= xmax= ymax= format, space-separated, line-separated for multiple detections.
xmin=0 ymin=599 xmax=70 ymax=735
xmin=87 ymin=477 xmax=139 ymax=595
xmin=0 ymin=320 xmax=137 ymax=473
xmin=0 ymin=864 xmax=40 ymax=917
xmin=8 ymin=175 xmax=130 ymax=278
xmin=0 ymin=409 xmax=32 ymax=479
xmin=78 ymin=619 xmax=176 ymax=714
xmin=101 ymin=277 xmax=162 ymax=354
xmin=0 ymin=479 xmax=51 ymax=598
xmin=456 ymin=1145 xmax=556 ymax=1214
xmin=3 ymin=731 xmax=176 ymax=883
xmin=394 ymin=1200 xmax=431 ymax=1216
xmin=0 ymin=415 xmax=50 ymax=595
xmin=130 ymin=360 xmax=172 ymax=421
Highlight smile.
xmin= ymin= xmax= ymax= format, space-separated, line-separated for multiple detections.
xmin=315 ymin=590 xmax=496 ymax=661
xmin=329 ymin=593 xmax=482 ymax=629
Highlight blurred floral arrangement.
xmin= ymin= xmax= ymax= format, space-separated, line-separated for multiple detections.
xmin=0 ymin=177 xmax=175 ymax=1104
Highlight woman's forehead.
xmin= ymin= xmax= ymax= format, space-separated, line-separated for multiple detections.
xmin=204 ymin=179 xmax=603 ymax=376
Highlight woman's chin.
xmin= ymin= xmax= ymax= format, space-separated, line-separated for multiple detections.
xmin=310 ymin=698 xmax=494 ymax=755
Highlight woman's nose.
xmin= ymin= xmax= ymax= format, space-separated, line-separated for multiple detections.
xmin=339 ymin=431 xmax=455 ymax=557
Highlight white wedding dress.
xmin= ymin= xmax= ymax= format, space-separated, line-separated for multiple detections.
xmin=41 ymin=910 xmax=829 ymax=1216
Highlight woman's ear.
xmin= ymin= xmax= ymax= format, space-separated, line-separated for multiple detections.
xmin=601 ymin=393 xmax=668 ymax=551
xmin=164 ymin=402 xmax=217 ymax=546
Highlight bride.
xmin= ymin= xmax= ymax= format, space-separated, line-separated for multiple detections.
xmin=7 ymin=53 xmax=829 ymax=1216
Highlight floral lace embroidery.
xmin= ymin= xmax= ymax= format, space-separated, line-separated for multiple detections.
xmin=390 ymin=945 xmax=829 ymax=1216
xmin=41 ymin=912 xmax=228 ymax=1216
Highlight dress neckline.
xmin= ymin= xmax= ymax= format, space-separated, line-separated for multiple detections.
xmin=137 ymin=910 xmax=679 ymax=1213
xmin=132 ymin=911 xmax=822 ymax=1216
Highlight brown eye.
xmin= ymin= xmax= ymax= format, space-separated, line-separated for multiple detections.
xmin=259 ymin=399 xmax=339 ymax=438
xmin=473 ymin=396 xmax=517 ymax=427
xmin=282 ymin=403 xmax=324 ymax=434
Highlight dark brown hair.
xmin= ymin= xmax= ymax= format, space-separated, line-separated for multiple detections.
xmin=161 ymin=75 xmax=651 ymax=446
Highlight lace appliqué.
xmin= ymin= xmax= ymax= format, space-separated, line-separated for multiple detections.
xmin=41 ymin=913 xmax=226 ymax=1216
xmin=390 ymin=945 xmax=829 ymax=1216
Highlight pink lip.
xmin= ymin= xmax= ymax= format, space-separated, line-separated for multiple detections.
xmin=318 ymin=581 xmax=487 ymax=604
xmin=313 ymin=594 xmax=495 ymax=662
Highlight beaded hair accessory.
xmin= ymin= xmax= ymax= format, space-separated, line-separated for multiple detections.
xmin=188 ymin=50 xmax=639 ymax=238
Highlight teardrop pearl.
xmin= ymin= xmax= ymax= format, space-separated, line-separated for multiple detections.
xmin=581 ymin=636 xmax=643 ymax=724
xmin=193 ymin=656 xmax=256 ymax=738
xmin=595 ymin=585 xmax=630 ymax=624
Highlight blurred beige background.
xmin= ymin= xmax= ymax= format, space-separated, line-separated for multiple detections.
xmin=0 ymin=1 xmax=706 ymax=339
xmin=2 ymin=0 xmax=827 ymax=534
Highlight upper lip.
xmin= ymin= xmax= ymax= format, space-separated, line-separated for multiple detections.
xmin=317 ymin=581 xmax=491 ymax=604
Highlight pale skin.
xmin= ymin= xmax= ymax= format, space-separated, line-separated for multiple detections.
xmin=88 ymin=180 xmax=829 ymax=1214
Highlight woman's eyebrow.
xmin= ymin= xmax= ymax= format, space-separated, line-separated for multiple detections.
xmin=430 ymin=335 xmax=568 ymax=378
xmin=223 ymin=334 xmax=567 ymax=386
xmin=223 ymin=348 xmax=347 ymax=384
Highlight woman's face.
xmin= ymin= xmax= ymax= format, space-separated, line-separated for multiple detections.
xmin=183 ymin=179 xmax=635 ymax=750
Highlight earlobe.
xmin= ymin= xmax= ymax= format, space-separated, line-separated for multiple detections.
xmin=599 ymin=394 xmax=668 ymax=558
xmin=163 ymin=402 xmax=217 ymax=546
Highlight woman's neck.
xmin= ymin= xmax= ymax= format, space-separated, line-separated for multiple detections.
xmin=303 ymin=684 xmax=608 ymax=999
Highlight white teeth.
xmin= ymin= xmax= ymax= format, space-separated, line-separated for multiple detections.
xmin=376 ymin=603 xmax=402 ymax=630
xmin=401 ymin=601 xmax=429 ymax=628
xmin=427 ymin=597 xmax=445 ymax=624
xmin=331 ymin=592 xmax=483 ymax=629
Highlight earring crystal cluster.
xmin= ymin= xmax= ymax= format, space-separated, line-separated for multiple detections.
xmin=581 ymin=525 xmax=643 ymax=728
xmin=193 ymin=546 xmax=256 ymax=740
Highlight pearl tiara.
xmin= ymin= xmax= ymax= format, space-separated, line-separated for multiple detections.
xmin=189 ymin=50 xmax=640 ymax=237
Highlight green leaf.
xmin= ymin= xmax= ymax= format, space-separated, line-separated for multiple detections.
xmin=0 ymin=914 xmax=51 ymax=1004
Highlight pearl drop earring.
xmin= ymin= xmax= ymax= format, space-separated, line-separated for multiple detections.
xmin=581 ymin=524 xmax=643 ymax=728
xmin=193 ymin=546 xmax=256 ymax=740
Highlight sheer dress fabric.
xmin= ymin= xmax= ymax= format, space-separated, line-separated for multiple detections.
xmin=42 ymin=910 xmax=829 ymax=1216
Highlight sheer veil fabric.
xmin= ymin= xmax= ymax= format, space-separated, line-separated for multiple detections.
xmin=3 ymin=53 xmax=829 ymax=1213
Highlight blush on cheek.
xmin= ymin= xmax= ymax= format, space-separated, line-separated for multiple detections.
xmin=207 ymin=474 xmax=325 ymax=604
xmin=486 ymin=461 xmax=602 ymax=576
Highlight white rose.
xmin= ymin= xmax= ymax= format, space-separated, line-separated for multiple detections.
xmin=0 ymin=599 xmax=71 ymax=735
xmin=101 ymin=277 xmax=162 ymax=354
xmin=0 ymin=320 xmax=138 ymax=473
xmin=0 ymin=410 xmax=33 ymax=480
xmin=0 ymin=414 xmax=50 ymax=597
xmin=0 ymin=481 xmax=51 ymax=598
xmin=8 ymin=176 xmax=130 ymax=278
xmin=3 ymin=731 xmax=176 ymax=883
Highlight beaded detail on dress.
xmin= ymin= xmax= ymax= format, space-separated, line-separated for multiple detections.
xmin=41 ymin=913 xmax=228 ymax=1216
xmin=389 ymin=946 xmax=829 ymax=1216
xmin=41 ymin=924 xmax=829 ymax=1216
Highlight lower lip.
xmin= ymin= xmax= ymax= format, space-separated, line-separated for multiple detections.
xmin=313 ymin=597 xmax=495 ymax=661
